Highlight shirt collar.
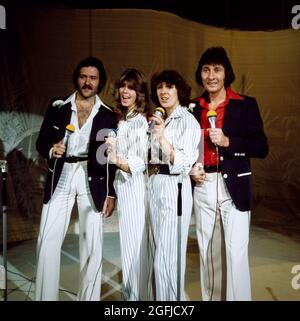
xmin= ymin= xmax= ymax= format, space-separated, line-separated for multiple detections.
xmin=166 ymin=105 xmax=185 ymax=119
xmin=67 ymin=91 xmax=101 ymax=112
xmin=164 ymin=105 xmax=185 ymax=127
xmin=62 ymin=92 xmax=76 ymax=109
xmin=226 ymin=87 xmax=244 ymax=100
xmin=126 ymin=110 xmax=139 ymax=121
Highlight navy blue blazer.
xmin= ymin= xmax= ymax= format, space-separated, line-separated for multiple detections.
xmin=191 ymin=93 xmax=269 ymax=211
xmin=36 ymin=98 xmax=118 ymax=212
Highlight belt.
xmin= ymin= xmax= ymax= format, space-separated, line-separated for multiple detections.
xmin=204 ymin=165 xmax=221 ymax=173
xmin=147 ymin=164 xmax=179 ymax=176
xmin=64 ymin=156 xmax=89 ymax=163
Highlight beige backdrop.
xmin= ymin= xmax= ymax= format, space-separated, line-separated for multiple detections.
xmin=0 ymin=8 xmax=299 ymax=242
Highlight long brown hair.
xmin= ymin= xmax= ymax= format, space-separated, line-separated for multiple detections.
xmin=113 ymin=68 xmax=151 ymax=120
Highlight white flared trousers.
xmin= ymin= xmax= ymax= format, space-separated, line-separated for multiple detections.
xmin=35 ymin=161 xmax=103 ymax=301
xmin=148 ymin=174 xmax=192 ymax=301
xmin=114 ymin=172 xmax=152 ymax=301
xmin=194 ymin=173 xmax=251 ymax=301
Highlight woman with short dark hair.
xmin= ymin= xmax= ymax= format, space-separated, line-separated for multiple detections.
xmin=147 ymin=70 xmax=201 ymax=300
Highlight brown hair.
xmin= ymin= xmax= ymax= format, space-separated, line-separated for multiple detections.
xmin=150 ymin=70 xmax=191 ymax=107
xmin=113 ymin=68 xmax=151 ymax=120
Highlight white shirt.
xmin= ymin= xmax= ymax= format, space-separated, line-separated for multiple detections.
xmin=49 ymin=92 xmax=108 ymax=159
xmin=116 ymin=112 xmax=148 ymax=180
xmin=67 ymin=92 xmax=102 ymax=157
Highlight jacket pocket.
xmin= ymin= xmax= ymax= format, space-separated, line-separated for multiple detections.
xmin=237 ymin=172 xmax=251 ymax=177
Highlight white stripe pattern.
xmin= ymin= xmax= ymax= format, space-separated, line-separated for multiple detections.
xmin=114 ymin=113 xmax=152 ymax=300
xmin=147 ymin=106 xmax=201 ymax=300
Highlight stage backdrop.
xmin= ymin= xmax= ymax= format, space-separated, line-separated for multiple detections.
xmin=0 ymin=7 xmax=300 ymax=242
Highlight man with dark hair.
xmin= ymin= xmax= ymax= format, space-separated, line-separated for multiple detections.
xmin=190 ymin=47 xmax=269 ymax=300
xmin=35 ymin=56 xmax=117 ymax=301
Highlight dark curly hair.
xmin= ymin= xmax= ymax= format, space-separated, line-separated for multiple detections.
xmin=113 ymin=68 xmax=151 ymax=120
xmin=195 ymin=47 xmax=235 ymax=88
xmin=151 ymin=70 xmax=191 ymax=107
xmin=72 ymin=56 xmax=107 ymax=94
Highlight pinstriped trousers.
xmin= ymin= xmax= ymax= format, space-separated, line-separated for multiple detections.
xmin=35 ymin=161 xmax=103 ymax=301
xmin=114 ymin=171 xmax=152 ymax=300
xmin=148 ymin=174 xmax=193 ymax=301
xmin=194 ymin=173 xmax=251 ymax=301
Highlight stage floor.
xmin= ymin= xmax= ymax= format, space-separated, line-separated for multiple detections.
xmin=1 ymin=218 xmax=300 ymax=301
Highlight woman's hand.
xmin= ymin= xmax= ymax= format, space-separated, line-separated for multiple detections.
xmin=105 ymin=137 xmax=117 ymax=152
xmin=190 ymin=163 xmax=206 ymax=184
xmin=151 ymin=114 xmax=165 ymax=141
xmin=101 ymin=197 xmax=116 ymax=218
xmin=105 ymin=137 xmax=117 ymax=163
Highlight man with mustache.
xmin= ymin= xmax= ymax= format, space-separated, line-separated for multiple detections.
xmin=35 ymin=57 xmax=117 ymax=301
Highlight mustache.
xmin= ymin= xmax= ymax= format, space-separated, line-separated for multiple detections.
xmin=82 ymin=84 xmax=93 ymax=90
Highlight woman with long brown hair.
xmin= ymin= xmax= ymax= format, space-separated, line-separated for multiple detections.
xmin=106 ymin=68 xmax=152 ymax=300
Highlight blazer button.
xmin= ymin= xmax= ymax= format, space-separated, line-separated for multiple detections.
xmin=88 ymin=177 xmax=92 ymax=181
xmin=220 ymin=156 xmax=224 ymax=161
xmin=223 ymin=173 xmax=228 ymax=179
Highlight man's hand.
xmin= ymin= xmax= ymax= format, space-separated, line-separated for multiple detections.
xmin=208 ymin=128 xmax=229 ymax=147
xmin=52 ymin=140 xmax=66 ymax=158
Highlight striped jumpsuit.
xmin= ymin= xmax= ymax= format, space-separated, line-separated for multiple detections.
xmin=114 ymin=113 xmax=152 ymax=300
xmin=147 ymin=106 xmax=201 ymax=300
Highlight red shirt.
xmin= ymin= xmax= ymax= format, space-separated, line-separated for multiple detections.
xmin=198 ymin=87 xmax=244 ymax=166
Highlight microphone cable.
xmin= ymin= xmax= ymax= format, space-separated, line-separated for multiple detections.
xmin=208 ymin=144 xmax=219 ymax=301
xmin=145 ymin=130 xmax=158 ymax=300
xmin=105 ymin=129 xmax=118 ymax=211
xmin=29 ymin=136 xmax=76 ymax=300
xmin=25 ymin=156 xmax=58 ymax=300
xmin=146 ymin=137 xmax=179 ymax=300
xmin=82 ymin=133 xmax=115 ymax=301
xmin=79 ymin=132 xmax=115 ymax=300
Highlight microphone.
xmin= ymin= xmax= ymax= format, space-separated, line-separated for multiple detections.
xmin=107 ymin=129 xmax=117 ymax=154
xmin=147 ymin=107 xmax=166 ymax=133
xmin=0 ymin=160 xmax=7 ymax=175
xmin=62 ymin=124 xmax=75 ymax=147
xmin=207 ymin=110 xmax=217 ymax=128
xmin=107 ymin=129 xmax=117 ymax=138
xmin=0 ymin=160 xmax=7 ymax=206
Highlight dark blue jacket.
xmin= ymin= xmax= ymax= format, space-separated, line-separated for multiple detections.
xmin=191 ymin=94 xmax=269 ymax=211
xmin=36 ymin=98 xmax=118 ymax=212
